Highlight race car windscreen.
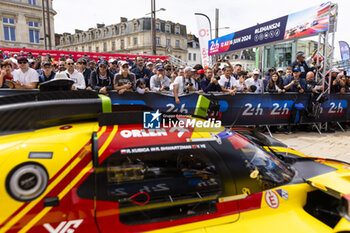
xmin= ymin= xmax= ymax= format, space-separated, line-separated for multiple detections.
xmin=227 ymin=134 xmax=294 ymax=190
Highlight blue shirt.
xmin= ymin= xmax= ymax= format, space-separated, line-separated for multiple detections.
xmin=131 ymin=66 xmax=152 ymax=87
xmin=200 ymin=77 xmax=222 ymax=92
xmin=290 ymin=60 xmax=309 ymax=79
xmin=283 ymin=76 xmax=306 ymax=92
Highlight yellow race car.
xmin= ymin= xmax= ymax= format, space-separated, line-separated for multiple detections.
xmin=0 ymin=91 xmax=349 ymax=233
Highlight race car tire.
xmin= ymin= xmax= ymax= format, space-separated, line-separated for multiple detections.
xmin=6 ymin=162 xmax=49 ymax=202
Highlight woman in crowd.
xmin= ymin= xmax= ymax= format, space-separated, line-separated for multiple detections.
xmin=265 ymin=72 xmax=285 ymax=93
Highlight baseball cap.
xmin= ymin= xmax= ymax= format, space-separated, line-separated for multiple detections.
xmin=42 ymin=61 xmax=52 ymax=66
xmin=252 ymin=69 xmax=260 ymax=75
xmin=277 ymin=68 xmax=283 ymax=72
xmin=197 ymin=69 xmax=205 ymax=74
xmin=98 ymin=59 xmax=108 ymax=67
xmin=157 ymin=66 xmax=165 ymax=71
xmin=330 ymin=67 xmax=340 ymax=73
xmin=17 ymin=56 xmax=28 ymax=63
xmin=296 ymin=51 xmax=305 ymax=58
xmin=120 ymin=61 xmax=129 ymax=67
xmin=293 ymin=67 xmax=301 ymax=72
xmin=184 ymin=66 xmax=196 ymax=72
xmin=146 ymin=61 xmax=153 ymax=66
xmin=313 ymin=56 xmax=323 ymax=62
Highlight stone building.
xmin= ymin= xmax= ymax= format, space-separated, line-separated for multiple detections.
xmin=56 ymin=17 xmax=187 ymax=61
xmin=187 ymin=34 xmax=201 ymax=66
xmin=0 ymin=0 xmax=56 ymax=49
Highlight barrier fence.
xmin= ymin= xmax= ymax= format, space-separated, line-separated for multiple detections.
xmin=0 ymin=89 xmax=349 ymax=126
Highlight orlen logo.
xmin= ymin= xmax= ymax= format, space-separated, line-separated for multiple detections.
xmin=120 ymin=129 xmax=167 ymax=138
xmin=44 ymin=219 xmax=83 ymax=233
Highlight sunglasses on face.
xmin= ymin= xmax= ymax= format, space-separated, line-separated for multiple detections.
xmin=99 ymin=65 xmax=107 ymax=69
xmin=18 ymin=61 xmax=27 ymax=64
xmin=67 ymin=63 xmax=74 ymax=65
xmin=165 ymin=69 xmax=171 ymax=71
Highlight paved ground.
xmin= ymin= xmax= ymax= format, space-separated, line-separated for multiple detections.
xmin=274 ymin=130 xmax=350 ymax=163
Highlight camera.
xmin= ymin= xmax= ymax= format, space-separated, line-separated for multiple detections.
xmin=294 ymin=80 xmax=299 ymax=85
xmin=185 ymin=82 xmax=193 ymax=87
xmin=215 ymin=76 xmax=220 ymax=80
xmin=127 ymin=81 xmax=136 ymax=91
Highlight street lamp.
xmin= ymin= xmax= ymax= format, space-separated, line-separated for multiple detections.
xmin=147 ymin=0 xmax=166 ymax=55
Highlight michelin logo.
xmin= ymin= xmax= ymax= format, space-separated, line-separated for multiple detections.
xmin=143 ymin=110 xmax=161 ymax=129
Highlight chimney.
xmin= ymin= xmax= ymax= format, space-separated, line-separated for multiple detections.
xmin=120 ymin=17 xmax=128 ymax=23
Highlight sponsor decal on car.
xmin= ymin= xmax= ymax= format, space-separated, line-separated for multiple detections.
xmin=276 ymin=189 xmax=289 ymax=200
xmin=265 ymin=190 xmax=279 ymax=209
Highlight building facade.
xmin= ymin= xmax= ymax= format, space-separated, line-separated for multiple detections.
xmin=187 ymin=34 xmax=201 ymax=66
xmin=0 ymin=0 xmax=56 ymax=49
xmin=56 ymin=17 xmax=187 ymax=61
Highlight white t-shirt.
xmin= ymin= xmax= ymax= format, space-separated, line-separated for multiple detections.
xmin=13 ymin=68 xmax=39 ymax=85
xmin=245 ymin=77 xmax=262 ymax=93
xmin=236 ymin=81 xmax=246 ymax=92
xmin=65 ymin=69 xmax=86 ymax=89
xmin=173 ymin=76 xmax=196 ymax=95
xmin=218 ymin=74 xmax=237 ymax=90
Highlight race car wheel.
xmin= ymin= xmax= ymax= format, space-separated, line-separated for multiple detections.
xmin=6 ymin=163 xmax=48 ymax=202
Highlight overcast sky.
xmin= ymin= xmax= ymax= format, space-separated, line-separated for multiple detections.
xmin=53 ymin=0 xmax=349 ymax=60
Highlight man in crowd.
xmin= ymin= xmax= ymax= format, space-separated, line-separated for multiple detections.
xmin=114 ymin=61 xmax=136 ymax=95
xmin=290 ymin=51 xmax=315 ymax=79
xmin=245 ymin=69 xmax=262 ymax=93
xmin=65 ymin=59 xmax=86 ymax=90
xmin=88 ymin=61 xmax=97 ymax=71
xmin=89 ymin=60 xmax=114 ymax=94
xmin=164 ymin=64 xmax=172 ymax=79
xmin=58 ymin=60 xmax=67 ymax=72
xmin=38 ymin=61 xmax=56 ymax=85
xmin=218 ymin=66 xmax=237 ymax=95
xmin=13 ymin=56 xmax=39 ymax=89
xmin=12 ymin=56 xmax=39 ymax=89
xmin=146 ymin=61 xmax=154 ymax=76
xmin=236 ymin=71 xmax=249 ymax=92
xmin=150 ymin=65 xmax=170 ymax=92
xmin=277 ymin=68 xmax=284 ymax=77
xmin=283 ymin=67 xmax=306 ymax=93
xmin=232 ymin=63 xmax=242 ymax=79
xmin=200 ymin=67 xmax=222 ymax=93
xmin=76 ymin=58 xmax=91 ymax=87
xmin=108 ymin=59 xmax=119 ymax=76
xmin=173 ymin=67 xmax=197 ymax=104
xmin=283 ymin=67 xmax=293 ymax=81
xmin=328 ymin=67 xmax=341 ymax=93
xmin=131 ymin=56 xmax=152 ymax=86
xmin=305 ymin=71 xmax=321 ymax=93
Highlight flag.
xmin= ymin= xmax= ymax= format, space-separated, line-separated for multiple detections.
xmin=339 ymin=41 xmax=350 ymax=60
xmin=195 ymin=14 xmax=212 ymax=68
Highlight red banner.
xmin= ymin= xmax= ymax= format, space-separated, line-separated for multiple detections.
xmin=0 ymin=47 xmax=168 ymax=63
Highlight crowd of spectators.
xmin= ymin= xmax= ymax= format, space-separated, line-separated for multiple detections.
xmin=1 ymin=49 xmax=350 ymax=99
